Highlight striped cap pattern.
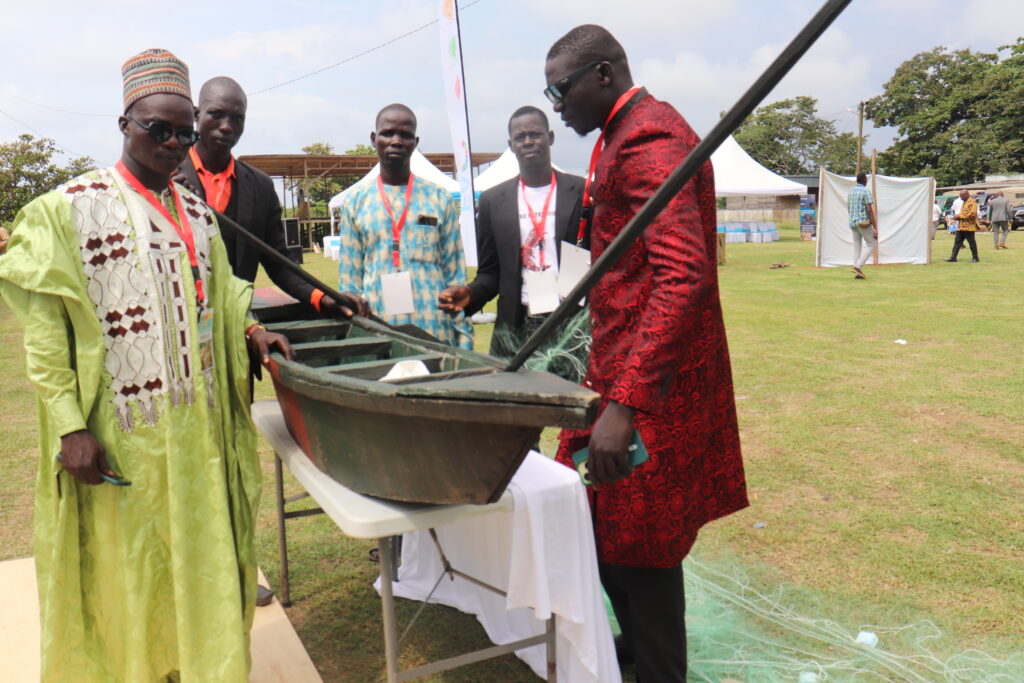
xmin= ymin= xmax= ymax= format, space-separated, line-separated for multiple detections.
xmin=121 ymin=49 xmax=191 ymax=112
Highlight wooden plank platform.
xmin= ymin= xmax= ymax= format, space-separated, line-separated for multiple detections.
xmin=0 ymin=558 xmax=321 ymax=682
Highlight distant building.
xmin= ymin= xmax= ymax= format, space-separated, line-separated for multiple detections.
xmin=718 ymin=195 xmax=802 ymax=225
xmin=984 ymin=173 xmax=1024 ymax=183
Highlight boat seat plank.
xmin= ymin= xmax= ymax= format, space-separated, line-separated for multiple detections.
xmin=394 ymin=369 xmax=596 ymax=407
xmin=266 ymin=321 xmax=350 ymax=342
xmin=292 ymin=337 xmax=393 ymax=361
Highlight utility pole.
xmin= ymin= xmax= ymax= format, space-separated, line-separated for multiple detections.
xmin=855 ymin=101 xmax=865 ymax=175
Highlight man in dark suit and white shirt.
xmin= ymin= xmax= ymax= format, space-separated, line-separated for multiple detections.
xmin=439 ymin=106 xmax=584 ymax=372
xmin=178 ymin=77 xmax=363 ymax=318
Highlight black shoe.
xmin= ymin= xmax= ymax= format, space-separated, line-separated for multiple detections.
xmin=971 ymin=258 xmax=980 ymax=262
xmin=944 ymin=258 xmax=957 ymax=262
xmin=256 ymin=584 xmax=274 ymax=607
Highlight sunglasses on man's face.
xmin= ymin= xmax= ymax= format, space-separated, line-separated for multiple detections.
xmin=543 ymin=60 xmax=604 ymax=104
xmin=126 ymin=114 xmax=199 ymax=147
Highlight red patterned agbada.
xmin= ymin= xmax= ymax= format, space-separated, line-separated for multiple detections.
xmin=556 ymin=90 xmax=748 ymax=569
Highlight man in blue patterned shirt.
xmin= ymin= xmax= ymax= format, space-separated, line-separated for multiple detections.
xmin=337 ymin=104 xmax=472 ymax=348
xmin=847 ymin=173 xmax=877 ymax=279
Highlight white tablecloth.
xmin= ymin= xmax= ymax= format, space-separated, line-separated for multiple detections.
xmin=378 ymin=452 xmax=621 ymax=682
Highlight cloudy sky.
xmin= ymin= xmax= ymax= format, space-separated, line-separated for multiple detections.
xmin=2 ymin=0 xmax=1023 ymax=176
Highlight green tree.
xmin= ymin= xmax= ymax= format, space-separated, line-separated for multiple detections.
xmin=733 ymin=96 xmax=861 ymax=175
xmin=292 ymin=142 xmax=378 ymax=216
xmin=336 ymin=143 xmax=376 ymax=193
xmin=294 ymin=142 xmax=340 ymax=216
xmin=0 ymin=135 xmax=95 ymax=224
xmin=345 ymin=143 xmax=374 ymax=156
xmin=865 ymin=41 xmax=1024 ymax=185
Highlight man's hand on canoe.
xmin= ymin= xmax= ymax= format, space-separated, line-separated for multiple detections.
xmin=250 ymin=328 xmax=295 ymax=365
xmin=321 ymin=292 xmax=369 ymax=319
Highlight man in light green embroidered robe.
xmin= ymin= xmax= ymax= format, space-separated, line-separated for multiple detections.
xmin=0 ymin=49 xmax=292 ymax=682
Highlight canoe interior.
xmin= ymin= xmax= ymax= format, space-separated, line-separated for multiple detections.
xmin=252 ymin=301 xmax=599 ymax=504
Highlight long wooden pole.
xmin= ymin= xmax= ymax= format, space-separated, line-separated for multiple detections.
xmin=211 ymin=209 xmax=347 ymax=304
xmin=209 ymin=209 xmax=405 ymax=337
xmin=855 ymin=101 xmax=865 ymax=176
xmin=927 ymin=176 xmax=935 ymax=264
xmin=505 ymin=0 xmax=854 ymax=372
xmin=872 ymin=149 xmax=879 ymax=265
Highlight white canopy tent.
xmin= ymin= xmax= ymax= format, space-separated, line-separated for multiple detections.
xmin=474 ymin=137 xmax=805 ymax=197
xmin=473 ymin=148 xmax=566 ymax=192
xmin=711 ymin=136 xmax=808 ymax=196
xmin=328 ymin=149 xmax=459 ymax=215
xmin=816 ymin=169 xmax=933 ymax=267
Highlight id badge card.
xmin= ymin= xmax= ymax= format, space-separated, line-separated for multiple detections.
xmin=524 ymin=268 xmax=559 ymax=315
xmin=381 ymin=271 xmax=415 ymax=316
xmin=557 ymin=241 xmax=591 ymax=300
xmin=197 ymin=307 xmax=215 ymax=372
xmin=571 ymin=429 xmax=650 ymax=486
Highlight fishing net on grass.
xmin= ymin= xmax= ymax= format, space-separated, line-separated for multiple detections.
xmin=605 ymin=554 xmax=1024 ymax=682
xmin=505 ymin=310 xmax=1023 ymax=681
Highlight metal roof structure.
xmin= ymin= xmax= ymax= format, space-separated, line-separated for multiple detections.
xmin=238 ymin=152 xmax=501 ymax=180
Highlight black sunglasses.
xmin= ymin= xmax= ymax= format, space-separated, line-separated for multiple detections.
xmin=126 ymin=114 xmax=199 ymax=147
xmin=543 ymin=60 xmax=604 ymax=104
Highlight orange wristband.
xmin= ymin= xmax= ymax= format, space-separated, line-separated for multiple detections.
xmin=310 ymin=289 xmax=325 ymax=313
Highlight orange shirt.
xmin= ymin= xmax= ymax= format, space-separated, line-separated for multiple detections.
xmin=188 ymin=147 xmax=235 ymax=213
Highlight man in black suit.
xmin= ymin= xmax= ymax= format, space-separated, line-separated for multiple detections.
xmin=178 ymin=77 xmax=362 ymax=317
xmin=440 ymin=106 xmax=584 ymax=372
xmin=177 ymin=77 xmax=363 ymax=606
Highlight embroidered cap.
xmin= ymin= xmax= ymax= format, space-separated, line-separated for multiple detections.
xmin=121 ymin=49 xmax=191 ymax=112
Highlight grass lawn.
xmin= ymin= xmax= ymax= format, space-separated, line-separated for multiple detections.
xmin=1 ymin=226 xmax=1021 ymax=680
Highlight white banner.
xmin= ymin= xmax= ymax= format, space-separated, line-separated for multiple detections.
xmin=438 ymin=0 xmax=478 ymax=266
xmin=817 ymin=170 xmax=932 ymax=267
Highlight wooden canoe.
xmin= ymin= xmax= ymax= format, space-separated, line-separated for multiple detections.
xmin=253 ymin=296 xmax=599 ymax=505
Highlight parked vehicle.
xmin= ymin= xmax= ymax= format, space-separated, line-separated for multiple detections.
xmin=1011 ymin=204 xmax=1024 ymax=230
xmin=936 ymin=195 xmax=957 ymax=230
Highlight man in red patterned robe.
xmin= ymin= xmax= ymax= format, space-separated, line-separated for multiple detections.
xmin=545 ymin=25 xmax=748 ymax=682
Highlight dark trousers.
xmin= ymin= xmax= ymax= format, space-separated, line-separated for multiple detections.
xmin=600 ymin=562 xmax=687 ymax=682
xmin=950 ymin=231 xmax=979 ymax=260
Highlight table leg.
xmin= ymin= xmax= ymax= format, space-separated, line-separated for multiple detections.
xmin=393 ymin=534 xmax=402 ymax=582
xmin=546 ymin=615 xmax=557 ymax=682
xmin=378 ymin=536 xmax=399 ymax=683
xmin=274 ymin=454 xmax=292 ymax=607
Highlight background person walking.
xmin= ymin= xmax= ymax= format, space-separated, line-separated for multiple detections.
xmin=945 ymin=190 xmax=981 ymax=262
xmin=847 ymin=173 xmax=877 ymax=279
xmin=987 ymin=191 xmax=1011 ymax=249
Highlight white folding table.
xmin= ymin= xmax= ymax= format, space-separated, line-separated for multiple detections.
xmin=252 ymin=401 xmax=557 ymax=682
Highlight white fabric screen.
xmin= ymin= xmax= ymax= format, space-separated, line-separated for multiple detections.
xmin=817 ymin=170 xmax=933 ymax=267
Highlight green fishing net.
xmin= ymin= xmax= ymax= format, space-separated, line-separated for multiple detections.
xmin=491 ymin=306 xmax=591 ymax=383
xmin=604 ymin=555 xmax=1023 ymax=682
xmin=508 ymin=308 xmax=1022 ymax=682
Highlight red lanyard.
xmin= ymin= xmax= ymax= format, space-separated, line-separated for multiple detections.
xmin=377 ymin=174 xmax=415 ymax=268
xmin=115 ymin=161 xmax=205 ymax=302
xmin=578 ymin=86 xmax=642 ymax=244
xmin=520 ymin=172 xmax=557 ymax=270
